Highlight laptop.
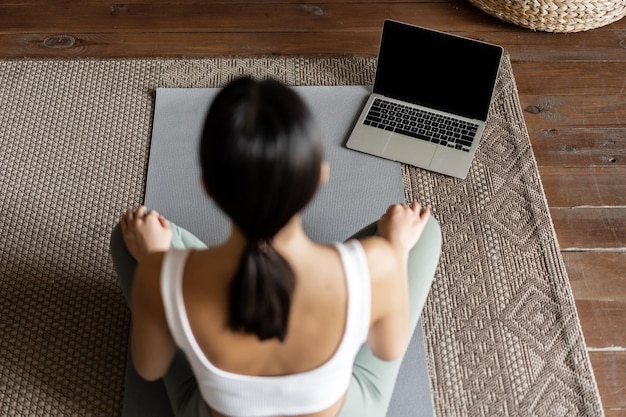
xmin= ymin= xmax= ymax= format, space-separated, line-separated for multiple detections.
xmin=346 ymin=20 xmax=503 ymax=179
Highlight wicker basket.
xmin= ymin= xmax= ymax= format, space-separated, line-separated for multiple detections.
xmin=468 ymin=0 xmax=626 ymax=32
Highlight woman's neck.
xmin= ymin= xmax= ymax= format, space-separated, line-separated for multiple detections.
xmin=228 ymin=214 xmax=312 ymax=252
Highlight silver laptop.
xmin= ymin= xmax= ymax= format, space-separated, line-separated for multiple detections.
xmin=346 ymin=20 xmax=503 ymax=179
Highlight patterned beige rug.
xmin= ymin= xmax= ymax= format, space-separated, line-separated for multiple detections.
xmin=0 ymin=56 xmax=603 ymax=416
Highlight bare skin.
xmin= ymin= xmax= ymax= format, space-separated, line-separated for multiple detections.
xmin=121 ymin=201 xmax=430 ymax=417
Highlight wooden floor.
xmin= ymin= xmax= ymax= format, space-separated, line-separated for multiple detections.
xmin=1 ymin=1 xmax=624 ymax=415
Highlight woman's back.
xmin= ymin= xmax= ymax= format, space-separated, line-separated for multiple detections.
xmin=153 ymin=225 xmax=383 ymax=417
xmin=182 ymin=238 xmax=350 ymax=378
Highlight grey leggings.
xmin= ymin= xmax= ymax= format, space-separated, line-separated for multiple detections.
xmin=110 ymin=217 xmax=441 ymax=417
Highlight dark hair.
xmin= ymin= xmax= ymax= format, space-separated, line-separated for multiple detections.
xmin=200 ymin=77 xmax=324 ymax=342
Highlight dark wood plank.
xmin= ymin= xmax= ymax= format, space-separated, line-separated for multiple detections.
xmin=502 ymin=30 xmax=626 ymax=63
xmin=529 ymin=128 xmax=626 ymax=167
xmin=588 ymin=351 xmax=626 ymax=410
xmin=564 ymin=252 xmax=626 ymax=301
xmin=0 ymin=3 xmax=503 ymax=34
xmin=521 ymin=94 xmax=626 ymax=130
xmin=576 ymin=299 xmax=626 ymax=348
xmin=2 ymin=0 xmax=458 ymax=4
xmin=604 ymin=409 xmax=626 ymax=417
xmin=1 ymin=1 xmax=624 ymax=61
xmin=538 ymin=167 xmax=626 ymax=207
xmin=550 ymin=208 xmax=626 ymax=250
xmin=3 ymin=0 xmax=625 ymax=31
xmin=512 ymin=62 xmax=626 ymax=95
xmin=0 ymin=32 xmax=386 ymax=57
xmin=2 ymin=30 xmax=626 ymax=60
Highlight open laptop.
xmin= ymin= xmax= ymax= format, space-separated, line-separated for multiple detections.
xmin=346 ymin=20 xmax=503 ymax=179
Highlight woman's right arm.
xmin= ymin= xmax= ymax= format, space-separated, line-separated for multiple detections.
xmin=120 ymin=205 xmax=178 ymax=381
xmin=364 ymin=202 xmax=431 ymax=361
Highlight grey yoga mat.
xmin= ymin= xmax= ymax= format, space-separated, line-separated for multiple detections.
xmin=122 ymin=86 xmax=434 ymax=417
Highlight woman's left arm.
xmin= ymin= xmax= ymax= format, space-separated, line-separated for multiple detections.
xmin=130 ymin=255 xmax=178 ymax=381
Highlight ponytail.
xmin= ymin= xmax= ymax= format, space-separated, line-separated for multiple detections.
xmin=228 ymin=240 xmax=295 ymax=342
xmin=200 ymin=77 xmax=324 ymax=342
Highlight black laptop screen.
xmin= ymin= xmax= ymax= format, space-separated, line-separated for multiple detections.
xmin=373 ymin=21 xmax=503 ymax=121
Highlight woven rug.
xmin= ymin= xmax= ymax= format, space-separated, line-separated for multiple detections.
xmin=0 ymin=56 xmax=603 ymax=417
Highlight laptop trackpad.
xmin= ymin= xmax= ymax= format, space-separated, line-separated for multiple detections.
xmin=384 ymin=134 xmax=437 ymax=167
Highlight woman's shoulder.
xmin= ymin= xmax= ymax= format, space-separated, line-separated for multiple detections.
xmin=133 ymin=249 xmax=204 ymax=295
xmin=133 ymin=248 xmax=230 ymax=308
xmin=184 ymin=246 xmax=242 ymax=293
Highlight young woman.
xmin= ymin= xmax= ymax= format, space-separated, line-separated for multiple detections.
xmin=111 ymin=77 xmax=441 ymax=417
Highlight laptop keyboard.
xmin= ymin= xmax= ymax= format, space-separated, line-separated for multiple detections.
xmin=363 ymin=98 xmax=478 ymax=152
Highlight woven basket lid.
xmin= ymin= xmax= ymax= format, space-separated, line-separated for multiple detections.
xmin=468 ymin=0 xmax=626 ymax=32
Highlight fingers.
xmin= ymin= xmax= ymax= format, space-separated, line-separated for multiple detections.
xmin=413 ymin=201 xmax=430 ymax=220
xmin=135 ymin=205 xmax=148 ymax=219
xmin=158 ymin=215 xmax=170 ymax=229
xmin=383 ymin=201 xmax=431 ymax=222
xmin=380 ymin=201 xmax=431 ymax=221
xmin=409 ymin=200 xmax=431 ymax=215
xmin=388 ymin=201 xmax=428 ymax=213
xmin=124 ymin=207 xmax=134 ymax=222
xmin=121 ymin=206 xmax=161 ymax=226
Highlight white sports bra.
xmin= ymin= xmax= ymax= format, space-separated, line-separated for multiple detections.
xmin=160 ymin=240 xmax=371 ymax=417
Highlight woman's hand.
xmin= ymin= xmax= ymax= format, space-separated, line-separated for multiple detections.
xmin=377 ymin=201 xmax=431 ymax=256
xmin=121 ymin=205 xmax=172 ymax=263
